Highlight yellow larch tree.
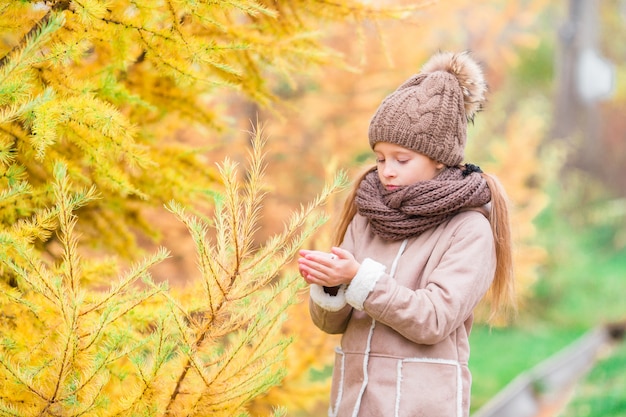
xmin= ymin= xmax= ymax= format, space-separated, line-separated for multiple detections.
xmin=0 ymin=128 xmax=346 ymax=416
xmin=0 ymin=0 xmax=423 ymax=415
xmin=0 ymin=0 xmax=415 ymax=266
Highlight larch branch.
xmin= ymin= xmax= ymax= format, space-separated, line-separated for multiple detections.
xmin=0 ymin=1 xmax=70 ymax=69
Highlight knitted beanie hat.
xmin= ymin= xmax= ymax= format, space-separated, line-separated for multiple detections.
xmin=368 ymin=51 xmax=487 ymax=166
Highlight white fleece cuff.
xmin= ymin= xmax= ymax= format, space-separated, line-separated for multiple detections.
xmin=345 ymin=258 xmax=386 ymax=311
xmin=309 ymin=284 xmax=347 ymax=312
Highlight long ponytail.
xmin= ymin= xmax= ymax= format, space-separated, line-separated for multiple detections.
xmin=482 ymin=172 xmax=517 ymax=322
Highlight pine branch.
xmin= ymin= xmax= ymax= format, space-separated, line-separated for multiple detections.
xmin=56 ymin=166 xmax=82 ymax=296
xmin=160 ymin=126 xmax=348 ymax=413
xmin=0 ymin=88 xmax=55 ymax=125
xmin=244 ymin=171 xmax=346 ymax=274
xmin=106 ymin=322 xmax=175 ymax=417
xmin=0 ymin=171 xmax=28 ymax=202
xmin=79 ymin=247 xmax=169 ymax=317
xmin=42 ymin=319 xmax=75 ymax=414
xmin=78 ymin=284 xmax=165 ymax=351
xmin=0 ymin=356 xmax=48 ymax=402
xmin=0 ymin=4 xmax=67 ymax=69
xmin=55 ymin=360 xmax=109 ymax=415
xmin=0 ymin=284 xmax=41 ymax=320
xmin=0 ymin=402 xmax=23 ymax=417
xmin=164 ymin=308 xmax=211 ymax=414
xmin=239 ymin=123 xmax=268 ymax=258
xmin=166 ymin=202 xmax=228 ymax=320
xmin=0 ymin=237 xmax=64 ymax=307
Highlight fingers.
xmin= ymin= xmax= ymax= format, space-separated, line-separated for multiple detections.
xmin=300 ymin=251 xmax=335 ymax=269
xmin=298 ymin=256 xmax=331 ymax=276
xmin=299 ymin=267 xmax=322 ymax=285
xmin=330 ymin=246 xmax=352 ymax=260
xmin=298 ymin=251 xmax=334 ymax=284
xmin=298 ymin=248 xmax=358 ymax=287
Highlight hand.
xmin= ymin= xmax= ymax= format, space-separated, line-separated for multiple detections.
xmin=298 ymin=247 xmax=360 ymax=287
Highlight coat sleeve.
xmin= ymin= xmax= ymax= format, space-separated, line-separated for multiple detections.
xmin=308 ymin=287 xmax=353 ymax=334
xmin=347 ymin=213 xmax=496 ymax=345
xmin=307 ymin=215 xmax=363 ymax=334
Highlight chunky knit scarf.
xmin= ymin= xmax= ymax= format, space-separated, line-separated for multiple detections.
xmin=355 ymin=166 xmax=491 ymax=241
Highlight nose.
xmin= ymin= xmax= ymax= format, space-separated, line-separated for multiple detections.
xmin=382 ymin=164 xmax=396 ymax=178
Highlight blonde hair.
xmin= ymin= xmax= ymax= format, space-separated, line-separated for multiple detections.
xmin=332 ymin=165 xmax=516 ymax=323
xmin=332 ymin=166 xmax=375 ymax=247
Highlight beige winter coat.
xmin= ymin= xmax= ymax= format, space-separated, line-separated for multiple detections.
xmin=309 ymin=210 xmax=496 ymax=417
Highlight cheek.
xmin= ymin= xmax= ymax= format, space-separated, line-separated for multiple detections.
xmin=415 ymin=163 xmax=439 ymax=181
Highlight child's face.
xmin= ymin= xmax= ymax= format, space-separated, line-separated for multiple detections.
xmin=373 ymin=142 xmax=444 ymax=190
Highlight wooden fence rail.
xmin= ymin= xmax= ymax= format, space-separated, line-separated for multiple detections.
xmin=472 ymin=323 xmax=625 ymax=417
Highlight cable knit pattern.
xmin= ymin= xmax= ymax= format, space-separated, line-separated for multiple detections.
xmin=355 ymin=167 xmax=490 ymax=241
xmin=368 ymin=51 xmax=486 ymax=166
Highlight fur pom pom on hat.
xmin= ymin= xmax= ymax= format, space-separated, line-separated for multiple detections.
xmin=368 ymin=51 xmax=487 ymax=166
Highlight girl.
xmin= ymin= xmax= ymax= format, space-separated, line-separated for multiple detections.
xmin=298 ymin=51 xmax=515 ymax=417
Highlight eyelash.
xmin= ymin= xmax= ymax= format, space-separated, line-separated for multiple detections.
xmin=376 ymin=159 xmax=408 ymax=164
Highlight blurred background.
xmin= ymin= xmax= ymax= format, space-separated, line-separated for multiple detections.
xmin=190 ymin=0 xmax=625 ymax=415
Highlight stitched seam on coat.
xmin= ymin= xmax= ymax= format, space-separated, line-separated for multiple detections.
xmin=389 ymin=239 xmax=408 ymax=277
xmin=351 ymin=319 xmax=376 ymax=417
xmin=401 ymin=357 xmax=463 ymax=417
xmin=344 ymin=242 xmax=408 ymax=417
xmin=329 ymin=348 xmax=345 ymax=417
xmin=395 ymin=360 xmax=403 ymax=417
